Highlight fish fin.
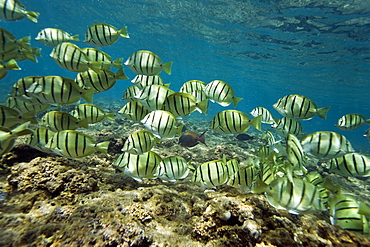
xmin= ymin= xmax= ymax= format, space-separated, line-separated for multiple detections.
xmin=20 ymin=111 xmax=37 ymax=124
xmin=323 ymin=177 xmax=341 ymax=195
xmin=119 ymin=26 xmax=130 ymax=38
xmin=232 ymin=97 xmax=243 ymax=108
xmin=249 ymin=115 xmax=262 ymax=131
xmin=163 ymin=83 xmax=171 ymax=87
xmin=25 ymin=11 xmax=40 ymax=23
xmin=112 ymin=57 xmax=123 ymax=69
xmin=162 ymin=61 xmax=173 ymax=75
xmin=196 ymin=99 xmax=209 ymax=114
xmin=177 ymin=125 xmax=184 ymax=137
xmin=251 ymin=179 xmax=268 ymax=194
xmin=81 ymin=88 xmax=94 ymax=103
xmin=358 ymin=202 xmax=370 ymax=217
xmin=17 ymin=36 xmax=31 ymax=51
xmin=115 ymin=67 xmax=129 ymax=79
xmin=105 ymin=113 xmax=115 ymax=120
xmin=88 ymin=61 xmax=103 ymax=74
xmin=95 ymin=141 xmax=110 ymax=155
xmin=316 ymin=106 xmax=330 ymax=119
xmin=78 ymin=118 xmax=89 ymax=129
xmin=22 ymin=49 xmax=38 ymax=63
xmin=366 ymin=119 xmax=370 ymax=125
xmin=5 ymin=59 xmax=21 ymax=70
xmin=71 ymin=34 xmax=79 ymax=41
xmin=10 ymin=122 xmax=32 ymax=137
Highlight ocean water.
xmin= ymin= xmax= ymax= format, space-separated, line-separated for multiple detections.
xmin=1 ymin=0 xmax=370 ymax=152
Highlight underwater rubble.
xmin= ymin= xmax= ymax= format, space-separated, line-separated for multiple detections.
xmin=0 ymin=102 xmax=369 ymax=247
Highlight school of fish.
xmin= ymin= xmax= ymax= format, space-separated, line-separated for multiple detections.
xmin=1 ymin=0 xmax=370 ymax=237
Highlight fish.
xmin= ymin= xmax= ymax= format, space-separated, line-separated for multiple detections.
xmin=327 ymin=152 xmax=370 ymax=177
xmin=121 ymin=130 xmax=158 ymax=155
xmin=5 ymin=96 xmax=49 ymax=115
xmin=273 ymin=94 xmax=330 ymax=120
xmin=191 ymin=156 xmax=229 ymax=188
xmin=335 ymin=113 xmax=370 ymax=131
xmin=178 ymin=131 xmax=206 ymax=148
xmin=25 ymin=127 xmax=55 ymax=153
xmin=252 ymin=177 xmax=326 ymax=215
xmin=9 ymin=76 xmax=43 ymax=104
xmin=70 ymin=104 xmax=114 ymax=124
xmin=118 ymin=101 xmax=150 ymax=122
xmin=84 ymin=23 xmax=129 ymax=47
xmin=75 ymin=68 xmax=128 ymax=93
xmin=226 ymin=158 xmax=240 ymax=177
xmin=364 ymin=129 xmax=370 ymax=140
xmin=122 ymin=85 xmax=141 ymax=101
xmin=124 ymin=50 xmax=172 ymax=75
xmin=140 ymin=110 xmax=183 ymax=139
xmin=179 ymin=80 xmax=207 ymax=94
xmin=82 ymin=48 xmax=123 ymax=70
xmin=50 ymin=42 xmax=102 ymax=73
xmin=210 ymin=110 xmax=262 ymax=135
xmin=24 ymin=76 xmax=94 ymax=105
xmin=304 ymin=171 xmax=329 ymax=206
xmin=204 ymin=80 xmax=243 ymax=107
xmin=162 ymin=92 xmax=208 ymax=117
xmin=301 ymin=131 xmax=354 ymax=159
xmin=227 ymin=166 xmax=257 ymax=190
xmin=40 ymin=111 xmax=89 ymax=132
xmin=0 ymin=28 xmax=30 ymax=53
xmin=235 ymin=133 xmax=253 ymax=141
xmin=272 ymin=117 xmax=304 ymax=139
xmin=250 ymin=107 xmax=275 ymax=124
xmin=134 ymin=84 xmax=174 ymax=111
xmin=113 ymin=151 xmax=162 ymax=182
xmin=0 ymin=46 xmax=41 ymax=63
xmin=0 ymin=104 xmax=35 ymax=128
xmin=286 ymin=134 xmax=307 ymax=175
xmin=35 ymin=28 xmax=79 ymax=46
xmin=155 ymin=156 xmax=191 ymax=182
xmin=0 ymin=121 xmax=32 ymax=156
xmin=131 ymin=74 xmax=166 ymax=89
xmin=46 ymin=130 xmax=110 ymax=158
xmin=0 ymin=59 xmax=21 ymax=79
xmin=0 ymin=0 xmax=39 ymax=22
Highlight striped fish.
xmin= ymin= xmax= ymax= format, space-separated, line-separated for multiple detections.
xmin=82 ymin=48 xmax=123 ymax=70
xmin=35 ymin=28 xmax=79 ymax=46
xmin=24 ymin=76 xmax=94 ymax=105
xmin=162 ymin=92 xmax=208 ymax=117
xmin=113 ymin=151 xmax=161 ymax=182
xmin=0 ymin=59 xmax=21 ymax=79
xmin=301 ymin=131 xmax=354 ymax=159
xmin=76 ymin=68 xmax=127 ymax=93
xmin=250 ymin=107 xmax=275 ymax=124
xmin=335 ymin=113 xmax=370 ymax=131
xmin=327 ymin=152 xmax=370 ymax=177
xmin=0 ymin=46 xmax=40 ymax=63
xmin=122 ymin=85 xmax=141 ymax=101
xmin=192 ymin=157 xmax=229 ymax=188
xmin=304 ymin=171 xmax=329 ymax=206
xmin=155 ymin=156 xmax=191 ymax=182
xmin=124 ymin=50 xmax=172 ymax=75
xmin=273 ymin=94 xmax=330 ymax=120
xmin=135 ymin=85 xmax=174 ymax=111
xmin=9 ymin=75 xmax=42 ymax=98
xmin=0 ymin=0 xmax=39 ymax=22
xmin=131 ymin=74 xmax=165 ymax=89
xmin=121 ymin=130 xmax=158 ymax=155
xmin=71 ymin=104 xmax=114 ymax=124
xmin=41 ymin=111 xmax=89 ymax=132
xmin=0 ymin=104 xmax=33 ymax=128
xmin=179 ymin=80 xmax=206 ymax=94
xmin=0 ymin=28 xmax=30 ymax=53
xmin=84 ymin=23 xmax=129 ymax=47
xmin=118 ymin=101 xmax=150 ymax=122
xmin=210 ymin=110 xmax=262 ymax=135
xmin=141 ymin=110 xmax=183 ymax=139
xmin=253 ymin=177 xmax=326 ymax=215
xmin=286 ymin=134 xmax=307 ymax=175
xmin=5 ymin=96 xmax=49 ymax=115
xmin=46 ymin=130 xmax=110 ymax=158
xmin=272 ymin=117 xmax=304 ymax=139
xmin=227 ymin=166 xmax=257 ymax=190
xmin=0 ymin=121 xmax=32 ymax=156
xmin=50 ymin=42 xmax=102 ymax=73
xmin=204 ymin=80 xmax=243 ymax=107
xmin=225 ymin=158 xmax=240 ymax=177
xmin=25 ymin=127 xmax=55 ymax=153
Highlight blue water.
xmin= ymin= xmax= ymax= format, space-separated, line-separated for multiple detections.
xmin=1 ymin=0 xmax=370 ymax=152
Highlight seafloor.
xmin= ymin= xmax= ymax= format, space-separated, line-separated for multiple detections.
xmin=1 ymin=98 xmax=370 ymax=247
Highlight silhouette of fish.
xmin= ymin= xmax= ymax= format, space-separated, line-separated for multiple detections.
xmin=178 ymin=131 xmax=206 ymax=148
xmin=236 ymin=133 xmax=253 ymax=141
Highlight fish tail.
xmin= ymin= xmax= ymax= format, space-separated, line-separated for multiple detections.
xmin=317 ymin=106 xmax=330 ymax=119
xmin=105 ymin=112 xmax=115 ymax=120
xmin=95 ymin=141 xmax=110 ymax=155
xmin=88 ymin=61 xmax=103 ymax=74
xmin=78 ymin=118 xmax=89 ymax=129
xmin=112 ymin=57 xmax=123 ymax=69
xmin=250 ymin=115 xmax=262 ymax=131
xmin=250 ymin=179 xmax=268 ymax=194
xmin=21 ymin=111 xmax=37 ymax=124
xmin=119 ymin=26 xmax=130 ymax=38
xmin=10 ymin=122 xmax=32 ymax=137
xmin=81 ymin=88 xmax=94 ymax=103
xmin=71 ymin=34 xmax=80 ymax=41
xmin=177 ymin=125 xmax=184 ymax=137
xmin=17 ymin=36 xmax=31 ymax=51
xmin=196 ymin=99 xmax=208 ymax=114
xmin=25 ymin=11 xmax=40 ymax=23
xmin=232 ymin=97 xmax=243 ymax=108
xmin=5 ymin=59 xmax=21 ymax=70
xmin=162 ymin=61 xmax=173 ymax=75
xmin=115 ymin=67 xmax=129 ymax=80
xmin=366 ymin=119 xmax=370 ymax=125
